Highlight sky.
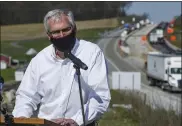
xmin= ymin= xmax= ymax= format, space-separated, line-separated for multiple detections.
xmin=126 ymin=2 xmax=181 ymax=23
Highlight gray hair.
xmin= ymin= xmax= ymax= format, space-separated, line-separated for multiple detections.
xmin=43 ymin=9 xmax=75 ymax=33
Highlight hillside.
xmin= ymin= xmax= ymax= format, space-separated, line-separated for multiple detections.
xmin=1 ymin=18 xmax=119 ymax=41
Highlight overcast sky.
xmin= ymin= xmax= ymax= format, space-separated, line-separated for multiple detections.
xmin=126 ymin=2 xmax=181 ymax=23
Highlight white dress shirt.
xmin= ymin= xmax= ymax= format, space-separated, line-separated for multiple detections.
xmin=12 ymin=39 xmax=111 ymax=126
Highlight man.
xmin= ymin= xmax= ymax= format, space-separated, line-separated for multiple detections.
xmin=12 ymin=9 xmax=111 ymax=126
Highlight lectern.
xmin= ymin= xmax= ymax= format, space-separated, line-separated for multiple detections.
xmin=0 ymin=116 xmax=60 ymax=126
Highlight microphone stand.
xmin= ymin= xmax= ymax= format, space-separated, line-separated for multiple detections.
xmin=0 ymin=89 xmax=14 ymax=126
xmin=73 ymin=64 xmax=86 ymax=126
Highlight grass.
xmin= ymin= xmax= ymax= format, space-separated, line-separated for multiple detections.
xmin=1 ymin=18 xmax=118 ymax=41
xmin=1 ymin=18 xmax=116 ymax=82
xmin=0 ymin=89 xmax=180 ymax=126
xmin=98 ymin=90 xmax=181 ymax=126
xmin=98 ymin=90 xmax=140 ymax=126
xmin=0 ymin=68 xmax=16 ymax=82
xmin=1 ymin=27 xmax=114 ymax=82
xmin=1 ymin=28 xmax=113 ymax=59
xmin=99 ymin=108 xmax=139 ymax=126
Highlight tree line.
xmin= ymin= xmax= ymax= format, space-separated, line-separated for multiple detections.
xmin=0 ymin=1 xmax=132 ymax=25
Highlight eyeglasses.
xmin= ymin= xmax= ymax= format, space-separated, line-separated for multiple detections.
xmin=49 ymin=26 xmax=72 ymax=36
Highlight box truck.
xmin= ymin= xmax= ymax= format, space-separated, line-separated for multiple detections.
xmin=146 ymin=52 xmax=182 ymax=91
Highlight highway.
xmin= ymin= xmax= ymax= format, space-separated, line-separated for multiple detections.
xmin=96 ymin=25 xmax=181 ymax=114
xmin=151 ymin=42 xmax=176 ymax=54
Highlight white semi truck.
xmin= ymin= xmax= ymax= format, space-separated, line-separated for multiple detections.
xmin=146 ymin=52 xmax=182 ymax=91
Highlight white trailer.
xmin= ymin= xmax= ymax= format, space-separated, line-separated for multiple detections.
xmin=156 ymin=29 xmax=164 ymax=38
xmin=146 ymin=52 xmax=182 ymax=91
xmin=149 ymin=33 xmax=158 ymax=44
xmin=156 ymin=29 xmax=164 ymax=43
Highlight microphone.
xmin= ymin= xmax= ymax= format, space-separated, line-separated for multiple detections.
xmin=64 ymin=51 xmax=88 ymax=70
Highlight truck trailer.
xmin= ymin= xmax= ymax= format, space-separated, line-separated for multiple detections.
xmin=146 ymin=52 xmax=182 ymax=91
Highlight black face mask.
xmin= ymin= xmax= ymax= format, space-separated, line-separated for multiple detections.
xmin=50 ymin=31 xmax=76 ymax=52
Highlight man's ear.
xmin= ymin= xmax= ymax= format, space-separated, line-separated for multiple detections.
xmin=74 ymin=25 xmax=77 ymax=32
xmin=72 ymin=25 xmax=77 ymax=35
xmin=47 ymin=33 xmax=51 ymax=40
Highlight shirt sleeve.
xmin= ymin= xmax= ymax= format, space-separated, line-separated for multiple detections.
xmin=71 ymin=49 xmax=111 ymax=126
xmin=12 ymin=58 xmax=41 ymax=117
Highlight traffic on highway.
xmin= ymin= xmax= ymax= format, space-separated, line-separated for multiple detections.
xmin=97 ymin=18 xmax=181 ymax=114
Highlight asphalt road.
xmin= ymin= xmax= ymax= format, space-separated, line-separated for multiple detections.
xmin=96 ymin=26 xmax=181 ymax=114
